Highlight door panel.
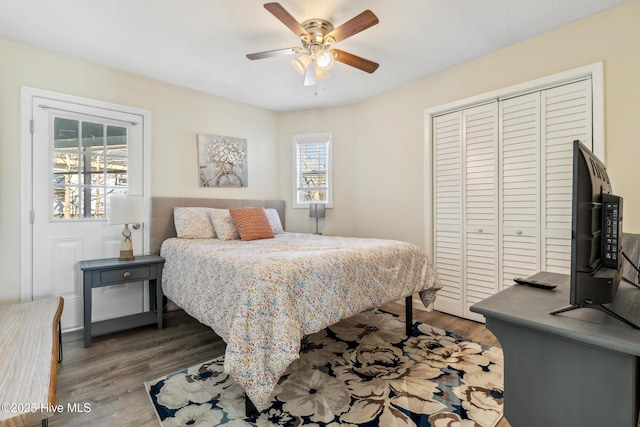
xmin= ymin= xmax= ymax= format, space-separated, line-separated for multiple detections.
xmin=433 ymin=112 xmax=464 ymax=316
xmin=31 ymin=96 xmax=145 ymax=330
xmin=500 ymin=92 xmax=541 ymax=289
xmin=464 ymin=103 xmax=499 ymax=320
xmin=541 ymin=80 xmax=593 ymax=273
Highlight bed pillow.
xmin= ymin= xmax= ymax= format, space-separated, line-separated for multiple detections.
xmin=174 ymin=207 xmax=217 ymax=239
xmin=209 ymin=209 xmax=240 ymax=240
xmin=229 ymin=207 xmax=275 ymax=241
xmin=265 ymin=208 xmax=285 ymax=234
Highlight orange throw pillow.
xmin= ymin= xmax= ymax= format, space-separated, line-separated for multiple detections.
xmin=229 ymin=207 xmax=275 ymax=241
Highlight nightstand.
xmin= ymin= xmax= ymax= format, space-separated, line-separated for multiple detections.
xmin=80 ymin=254 xmax=165 ymax=347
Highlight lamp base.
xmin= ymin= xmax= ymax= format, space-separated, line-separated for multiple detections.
xmin=118 ymin=249 xmax=135 ymax=261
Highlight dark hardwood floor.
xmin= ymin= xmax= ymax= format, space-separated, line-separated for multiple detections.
xmin=36 ymin=300 xmax=509 ymax=427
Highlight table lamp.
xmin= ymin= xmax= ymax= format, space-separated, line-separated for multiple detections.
xmin=309 ymin=203 xmax=325 ymax=235
xmin=108 ymin=195 xmax=144 ymax=260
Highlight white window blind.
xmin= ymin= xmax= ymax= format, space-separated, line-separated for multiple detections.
xmin=293 ymin=133 xmax=332 ymax=207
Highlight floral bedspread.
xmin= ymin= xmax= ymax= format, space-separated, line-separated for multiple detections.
xmin=160 ymin=232 xmax=441 ymax=411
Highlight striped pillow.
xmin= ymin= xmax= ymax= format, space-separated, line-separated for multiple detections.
xmin=229 ymin=207 xmax=275 ymax=241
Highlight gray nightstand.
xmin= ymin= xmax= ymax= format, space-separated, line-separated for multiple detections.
xmin=80 ymin=254 xmax=165 ymax=347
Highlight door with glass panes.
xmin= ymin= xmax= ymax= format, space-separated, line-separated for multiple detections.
xmin=30 ymin=96 xmax=146 ymax=330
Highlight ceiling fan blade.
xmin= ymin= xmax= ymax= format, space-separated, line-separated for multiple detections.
xmin=333 ymin=49 xmax=379 ymax=74
xmin=246 ymin=47 xmax=302 ymax=60
xmin=303 ymin=63 xmax=316 ymax=86
xmin=325 ymin=10 xmax=379 ymax=43
xmin=264 ymin=2 xmax=308 ymax=37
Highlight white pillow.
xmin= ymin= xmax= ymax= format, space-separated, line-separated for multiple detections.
xmin=209 ymin=209 xmax=240 ymax=240
xmin=173 ymin=207 xmax=217 ymax=239
xmin=265 ymin=208 xmax=285 ymax=234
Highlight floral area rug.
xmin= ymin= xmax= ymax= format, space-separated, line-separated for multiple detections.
xmin=145 ymin=309 xmax=503 ymax=426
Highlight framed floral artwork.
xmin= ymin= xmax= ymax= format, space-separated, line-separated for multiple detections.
xmin=197 ymin=134 xmax=248 ymax=187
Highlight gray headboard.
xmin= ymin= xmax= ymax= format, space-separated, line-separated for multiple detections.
xmin=149 ymin=197 xmax=286 ymax=254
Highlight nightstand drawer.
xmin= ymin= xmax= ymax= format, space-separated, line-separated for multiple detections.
xmin=100 ymin=265 xmax=151 ymax=284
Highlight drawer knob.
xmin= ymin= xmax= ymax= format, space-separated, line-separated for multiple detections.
xmin=123 ymin=271 xmax=132 ymax=279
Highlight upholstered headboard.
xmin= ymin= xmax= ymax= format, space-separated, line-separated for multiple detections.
xmin=149 ymin=197 xmax=286 ymax=254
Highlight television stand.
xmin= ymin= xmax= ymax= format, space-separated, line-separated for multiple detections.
xmin=471 ymin=272 xmax=640 ymax=427
xmin=550 ymin=302 xmax=640 ymax=329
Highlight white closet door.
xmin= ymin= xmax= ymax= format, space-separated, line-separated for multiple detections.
xmin=431 ymin=78 xmax=594 ymax=321
xmin=500 ymin=92 xmax=541 ymax=288
xmin=541 ymin=80 xmax=593 ymax=273
xmin=433 ymin=112 xmax=464 ymax=317
xmin=464 ymin=103 xmax=499 ymax=320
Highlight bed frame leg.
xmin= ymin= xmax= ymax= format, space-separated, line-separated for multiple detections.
xmin=245 ymin=393 xmax=258 ymax=417
xmin=405 ymin=295 xmax=414 ymax=336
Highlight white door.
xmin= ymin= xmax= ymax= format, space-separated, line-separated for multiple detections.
xmin=540 ymin=79 xmax=593 ymax=274
xmin=463 ymin=102 xmax=499 ymax=321
xmin=432 ymin=104 xmax=499 ymax=321
xmin=432 ymin=110 xmax=464 ymax=317
xmin=499 ymin=92 xmax=542 ymax=289
xmin=28 ymin=93 xmax=148 ymax=331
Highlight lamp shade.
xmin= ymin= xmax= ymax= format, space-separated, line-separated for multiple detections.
xmin=108 ymin=195 xmax=144 ymax=225
xmin=315 ymin=50 xmax=334 ymax=71
xmin=292 ymin=54 xmax=331 ymax=80
xmin=309 ymin=203 xmax=326 ymax=218
xmin=292 ymin=54 xmax=312 ymax=75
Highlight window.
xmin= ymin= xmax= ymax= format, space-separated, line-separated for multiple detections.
xmin=293 ymin=133 xmax=332 ymax=208
xmin=52 ymin=116 xmax=130 ymax=219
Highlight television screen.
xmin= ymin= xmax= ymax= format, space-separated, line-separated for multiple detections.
xmin=550 ymin=140 xmax=637 ymax=329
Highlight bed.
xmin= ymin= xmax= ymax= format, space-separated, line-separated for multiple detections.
xmin=150 ymin=197 xmax=442 ymax=411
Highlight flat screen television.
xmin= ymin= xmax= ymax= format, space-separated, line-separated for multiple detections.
xmin=550 ymin=140 xmax=638 ymax=329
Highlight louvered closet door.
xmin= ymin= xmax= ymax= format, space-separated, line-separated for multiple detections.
xmin=500 ymin=92 xmax=541 ymax=288
xmin=431 ymin=78 xmax=594 ymax=320
xmin=541 ymin=80 xmax=593 ymax=273
xmin=433 ymin=112 xmax=464 ymax=317
xmin=464 ymin=103 xmax=499 ymax=320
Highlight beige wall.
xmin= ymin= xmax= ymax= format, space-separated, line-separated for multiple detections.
xmin=278 ymin=0 xmax=640 ymax=248
xmin=276 ymin=106 xmax=357 ymax=236
xmin=1 ymin=0 xmax=639 ymax=302
xmin=0 ymin=39 xmax=279 ymax=302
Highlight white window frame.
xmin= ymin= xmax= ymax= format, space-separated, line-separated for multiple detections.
xmin=292 ymin=132 xmax=333 ymax=209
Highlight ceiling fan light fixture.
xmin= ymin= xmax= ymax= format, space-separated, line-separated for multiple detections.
xmin=292 ymin=53 xmax=311 ymax=75
xmin=315 ymin=50 xmax=334 ymax=71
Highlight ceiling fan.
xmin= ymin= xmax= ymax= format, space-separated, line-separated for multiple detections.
xmin=246 ymin=2 xmax=379 ymax=86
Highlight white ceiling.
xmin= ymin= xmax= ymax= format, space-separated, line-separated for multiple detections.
xmin=0 ymin=0 xmax=630 ymax=112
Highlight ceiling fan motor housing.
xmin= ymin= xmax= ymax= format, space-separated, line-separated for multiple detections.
xmin=301 ymin=19 xmax=335 ymax=46
xmin=300 ymin=19 xmax=335 ymax=71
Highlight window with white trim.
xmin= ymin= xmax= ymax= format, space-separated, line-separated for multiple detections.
xmin=52 ymin=116 xmax=130 ymax=219
xmin=293 ymin=133 xmax=332 ymax=208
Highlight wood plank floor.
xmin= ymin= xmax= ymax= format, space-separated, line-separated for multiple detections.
xmin=36 ymin=301 xmax=509 ymax=427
